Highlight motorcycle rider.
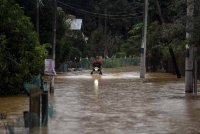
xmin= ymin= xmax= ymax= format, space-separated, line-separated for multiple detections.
xmin=91 ymin=56 xmax=103 ymax=75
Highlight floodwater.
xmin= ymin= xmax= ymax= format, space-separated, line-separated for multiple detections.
xmin=0 ymin=96 xmax=29 ymax=133
xmin=1 ymin=67 xmax=200 ymax=134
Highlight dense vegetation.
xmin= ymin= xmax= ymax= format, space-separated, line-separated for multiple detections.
xmin=56 ymin=0 xmax=200 ymax=72
xmin=0 ymin=0 xmax=47 ymax=94
xmin=1 ymin=0 xmax=200 ymax=94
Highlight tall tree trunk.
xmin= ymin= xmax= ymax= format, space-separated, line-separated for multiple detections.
xmin=169 ymin=47 xmax=181 ymax=78
xmin=156 ymin=0 xmax=164 ymax=23
xmin=156 ymin=0 xmax=181 ymax=78
xmin=185 ymin=0 xmax=194 ymax=93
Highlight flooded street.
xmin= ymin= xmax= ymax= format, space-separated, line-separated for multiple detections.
xmin=1 ymin=68 xmax=200 ymax=134
xmin=0 ymin=96 xmax=29 ymax=133
xmin=47 ymin=68 xmax=200 ymax=134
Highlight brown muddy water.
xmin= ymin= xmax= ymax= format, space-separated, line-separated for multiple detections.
xmin=1 ymin=67 xmax=200 ymax=134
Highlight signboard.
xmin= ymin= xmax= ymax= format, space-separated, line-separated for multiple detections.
xmin=44 ymin=59 xmax=56 ymax=76
xmin=70 ymin=19 xmax=82 ymax=30
xmin=66 ymin=19 xmax=82 ymax=30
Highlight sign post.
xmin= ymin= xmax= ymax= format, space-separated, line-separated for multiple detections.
xmin=44 ymin=59 xmax=56 ymax=93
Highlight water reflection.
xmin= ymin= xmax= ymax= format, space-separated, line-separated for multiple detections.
xmin=94 ymin=79 xmax=99 ymax=101
xmin=0 ymin=96 xmax=29 ymax=133
xmin=0 ymin=96 xmax=29 ymax=114
xmin=56 ymin=71 xmax=139 ymax=80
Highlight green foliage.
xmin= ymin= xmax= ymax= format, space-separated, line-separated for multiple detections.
xmin=57 ymin=0 xmax=144 ymax=57
xmin=103 ymin=58 xmax=140 ymax=68
xmin=39 ymin=0 xmax=54 ymax=45
xmin=69 ymin=47 xmax=81 ymax=61
xmin=147 ymin=22 xmax=162 ymax=49
xmin=108 ymin=36 xmax=124 ymax=56
xmin=16 ymin=0 xmax=145 ymax=59
xmin=56 ymin=9 xmax=88 ymax=64
xmin=116 ymin=52 xmax=126 ymax=58
xmin=121 ymin=23 xmax=144 ymax=56
xmin=10 ymin=0 xmax=200 ymax=73
xmin=146 ymin=20 xmax=186 ymax=71
xmin=90 ymin=26 xmax=105 ymax=56
xmin=56 ymin=38 xmax=70 ymax=63
xmin=0 ymin=0 xmax=47 ymax=95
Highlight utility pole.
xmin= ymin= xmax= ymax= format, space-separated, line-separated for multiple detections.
xmin=50 ymin=0 xmax=57 ymax=93
xmin=36 ymin=0 xmax=39 ymax=38
xmin=140 ymin=0 xmax=148 ymax=78
xmin=193 ymin=47 xmax=197 ymax=93
xmin=53 ymin=0 xmax=57 ymax=62
xmin=185 ymin=0 xmax=194 ymax=93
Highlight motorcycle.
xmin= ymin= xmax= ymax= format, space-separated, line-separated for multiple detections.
xmin=91 ymin=66 xmax=102 ymax=75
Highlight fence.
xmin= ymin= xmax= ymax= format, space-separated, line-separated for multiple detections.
xmin=80 ymin=57 xmax=140 ymax=69
xmin=102 ymin=57 xmax=140 ymax=68
xmin=56 ymin=57 xmax=140 ymax=72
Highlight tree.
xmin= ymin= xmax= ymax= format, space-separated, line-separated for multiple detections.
xmin=58 ymin=0 xmax=144 ymax=57
xmin=0 ymin=0 xmax=47 ymax=95
xmin=121 ymin=23 xmax=143 ymax=56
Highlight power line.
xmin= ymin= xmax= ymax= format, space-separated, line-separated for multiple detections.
xmin=57 ymin=0 xmax=143 ymax=19
xmin=58 ymin=0 xmax=143 ymax=15
xmin=58 ymin=0 xmax=94 ymax=10
xmin=57 ymin=1 xmax=143 ymax=17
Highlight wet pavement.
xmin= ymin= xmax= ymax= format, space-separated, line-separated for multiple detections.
xmin=1 ymin=67 xmax=200 ymax=134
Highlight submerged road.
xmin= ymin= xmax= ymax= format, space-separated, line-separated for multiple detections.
xmin=0 ymin=68 xmax=200 ymax=134
xmin=45 ymin=68 xmax=200 ymax=134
